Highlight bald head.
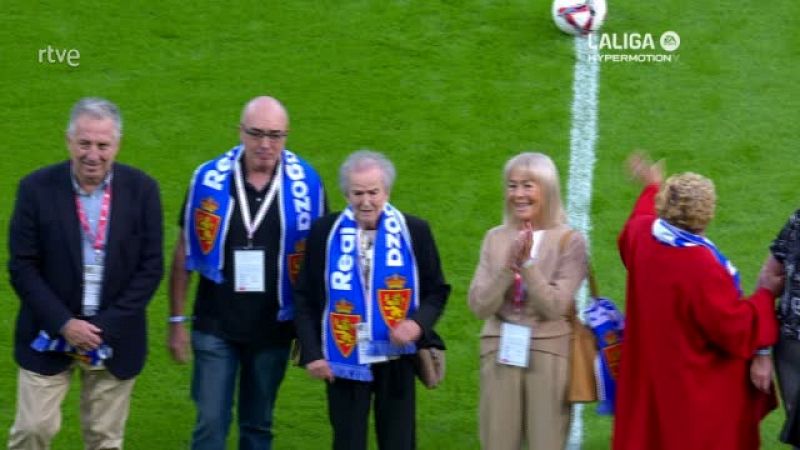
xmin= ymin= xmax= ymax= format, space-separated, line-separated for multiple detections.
xmin=240 ymin=96 xmax=289 ymax=127
xmin=239 ymin=96 xmax=290 ymax=174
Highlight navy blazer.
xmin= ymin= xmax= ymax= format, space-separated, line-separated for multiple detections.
xmin=8 ymin=161 xmax=163 ymax=379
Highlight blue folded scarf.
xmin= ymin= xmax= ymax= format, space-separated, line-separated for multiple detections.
xmin=31 ymin=330 xmax=113 ymax=367
xmin=584 ymin=297 xmax=624 ymax=415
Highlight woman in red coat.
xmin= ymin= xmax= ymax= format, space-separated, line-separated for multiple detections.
xmin=612 ymin=154 xmax=783 ymax=450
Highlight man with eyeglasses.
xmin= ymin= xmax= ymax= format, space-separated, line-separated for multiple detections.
xmin=168 ymin=96 xmax=327 ymax=450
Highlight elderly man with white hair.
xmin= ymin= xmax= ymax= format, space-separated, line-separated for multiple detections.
xmin=8 ymin=97 xmax=164 ymax=450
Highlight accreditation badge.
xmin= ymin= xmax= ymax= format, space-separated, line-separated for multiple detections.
xmin=497 ymin=322 xmax=531 ymax=368
xmin=82 ymin=264 xmax=103 ymax=317
xmin=357 ymin=322 xmax=389 ymax=365
xmin=233 ymin=247 xmax=265 ymax=292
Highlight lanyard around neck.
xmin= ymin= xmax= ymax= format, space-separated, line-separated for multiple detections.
xmin=234 ymin=160 xmax=280 ymax=245
xmin=74 ymin=183 xmax=112 ymax=253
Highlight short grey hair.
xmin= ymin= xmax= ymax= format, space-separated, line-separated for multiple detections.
xmin=502 ymin=152 xmax=566 ymax=228
xmin=66 ymin=97 xmax=122 ymax=139
xmin=338 ymin=150 xmax=396 ymax=195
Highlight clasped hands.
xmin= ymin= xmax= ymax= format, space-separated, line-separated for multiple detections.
xmin=61 ymin=318 xmax=103 ymax=352
xmin=508 ymin=222 xmax=534 ymax=272
xmin=306 ymin=319 xmax=422 ymax=382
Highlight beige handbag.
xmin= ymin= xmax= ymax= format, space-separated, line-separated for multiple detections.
xmin=414 ymin=329 xmax=446 ymax=389
xmin=567 ymin=312 xmax=599 ymax=403
xmin=414 ymin=346 xmax=446 ymax=389
xmin=560 ymin=230 xmax=599 ymax=403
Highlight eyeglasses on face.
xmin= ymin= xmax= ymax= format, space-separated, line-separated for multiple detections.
xmin=240 ymin=125 xmax=288 ymax=141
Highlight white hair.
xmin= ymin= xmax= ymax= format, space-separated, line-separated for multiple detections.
xmin=67 ymin=97 xmax=122 ymax=139
xmin=338 ymin=150 xmax=396 ymax=195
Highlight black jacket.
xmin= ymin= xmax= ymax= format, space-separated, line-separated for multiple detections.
xmin=9 ymin=161 xmax=163 ymax=379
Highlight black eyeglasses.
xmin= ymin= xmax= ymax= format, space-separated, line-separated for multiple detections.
xmin=241 ymin=126 xmax=289 ymax=141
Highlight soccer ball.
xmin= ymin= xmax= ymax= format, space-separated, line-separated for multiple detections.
xmin=552 ymin=0 xmax=607 ymax=36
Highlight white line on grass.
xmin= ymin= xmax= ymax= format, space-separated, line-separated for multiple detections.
xmin=565 ymin=36 xmax=600 ymax=450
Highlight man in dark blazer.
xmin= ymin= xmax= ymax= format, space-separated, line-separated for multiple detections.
xmin=294 ymin=150 xmax=449 ymax=450
xmin=7 ymin=97 xmax=163 ymax=450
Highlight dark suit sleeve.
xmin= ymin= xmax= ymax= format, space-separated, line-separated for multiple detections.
xmin=8 ymin=178 xmax=74 ymax=335
xmin=294 ymin=215 xmax=332 ymax=365
xmin=408 ymin=217 xmax=450 ymax=338
xmin=92 ymin=176 xmax=164 ymax=335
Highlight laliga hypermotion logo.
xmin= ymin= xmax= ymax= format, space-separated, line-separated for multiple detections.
xmin=588 ymin=31 xmax=680 ymax=52
xmin=587 ymin=31 xmax=681 ymax=63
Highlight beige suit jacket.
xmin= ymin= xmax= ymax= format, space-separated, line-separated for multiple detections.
xmin=468 ymin=224 xmax=588 ymax=358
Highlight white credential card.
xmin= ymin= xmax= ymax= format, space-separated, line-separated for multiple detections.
xmin=234 ymin=249 xmax=265 ymax=292
xmin=83 ymin=264 xmax=103 ymax=316
xmin=357 ymin=322 xmax=389 ymax=364
xmin=497 ymin=322 xmax=532 ymax=368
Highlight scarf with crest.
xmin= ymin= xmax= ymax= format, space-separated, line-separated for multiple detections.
xmin=322 ymin=204 xmax=419 ymax=381
xmin=184 ymin=145 xmax=325 ymax=320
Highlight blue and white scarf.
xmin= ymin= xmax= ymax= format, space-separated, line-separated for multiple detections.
xmin=184 ymin=145 xmax=325 ymax=321
xmin=584 ymin=297 xmax=624 ymax=415
xmin=322 ymin=204 xmax=419 ymax=381
xmin=31 ymin=331 xmax=113 ymax=367
xmin=652 ymin=218 xmax=742 ymax=294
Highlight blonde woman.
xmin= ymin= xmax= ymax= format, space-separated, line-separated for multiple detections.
xmin=468 ymin=152 xmax=587 ymax=450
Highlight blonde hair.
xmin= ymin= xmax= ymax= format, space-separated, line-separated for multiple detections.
xmin=655 ymin=172 xmax=716 ymax=233
xmin=502 ymin=152 xmax=565 ymax=228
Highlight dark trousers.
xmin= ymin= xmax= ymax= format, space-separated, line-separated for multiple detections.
xmin=776 ymin=335 xmax=800 ymax=449
xmin=326 ymin=357 xmax=416 ymax=450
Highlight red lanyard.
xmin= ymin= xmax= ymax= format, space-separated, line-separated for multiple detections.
xmin=513 ymin=272 xmax=524 ymax=311
xmin=74 ymin=184 xmax=112 ymax=253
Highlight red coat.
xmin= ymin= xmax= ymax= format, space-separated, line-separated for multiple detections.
xmin=612 ymin=184 xmax=778 ymax=450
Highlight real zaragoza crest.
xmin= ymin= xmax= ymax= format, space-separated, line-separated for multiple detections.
xmin=377 ymin=274 xmax=411 ymax=328
xmin=288 ymin=239 xmax=306 ymax=285
xmin=194 ymin=197 xmax=222 ymax=255
xmin=330 ymin=299 xmax=360 ymax=358
xmin=602 ymin=330 xmax=622 ymax=380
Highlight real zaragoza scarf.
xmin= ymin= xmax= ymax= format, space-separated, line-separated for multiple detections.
xmin=31 ymin=331 xmax=113 ymax=367
xmin=184 ymin=145 xmax=325 ymax=321
xmin=323 ymin=204 xmax=419 ymax=381
xmin=652 ymin=217 xmax=742 ymax=294
xmin=584 ymin=297 xmax=624 ymax=415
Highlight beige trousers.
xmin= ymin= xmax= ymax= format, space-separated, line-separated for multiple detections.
xmin=480 ymin=350 xmax=570 ymax=450
xmin=8 ymin=366 xmax=135 ymax=450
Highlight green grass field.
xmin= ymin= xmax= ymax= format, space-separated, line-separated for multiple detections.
xmin=1 ymin=1 xmax=799 ymax=448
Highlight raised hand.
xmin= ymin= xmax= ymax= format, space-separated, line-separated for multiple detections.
xmin=626 ymin=152 xmax=664 ymax=186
